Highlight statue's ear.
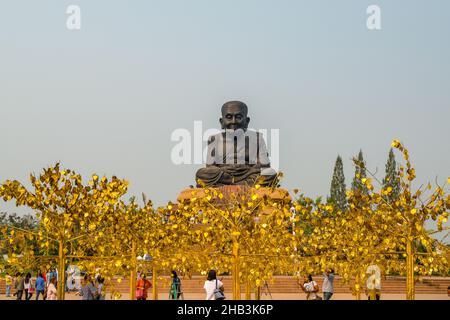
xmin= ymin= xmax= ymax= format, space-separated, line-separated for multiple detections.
xmin=246 ymin=117 xmax=251 ymax=125
xmin=219 ymin=117 xmax=224 ymax=127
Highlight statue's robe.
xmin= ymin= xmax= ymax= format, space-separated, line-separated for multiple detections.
xmin=196 ymin=129 xmax=277 ymax=187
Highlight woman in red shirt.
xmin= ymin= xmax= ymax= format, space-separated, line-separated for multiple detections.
xmin=136 ymin=274 xmax=152 ymax=300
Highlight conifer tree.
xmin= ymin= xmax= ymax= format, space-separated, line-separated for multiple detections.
xmin=351 ymin=150 xmax=369 ymax=195
xmin=328 ymin=155 xmax=347 ymax=212
xmin=382 ymin=148 xmax=401 ymax=202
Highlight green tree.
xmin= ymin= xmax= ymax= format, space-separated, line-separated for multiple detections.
xmin=351 ymin=150 xmax=369 ymax=195
xmin=0 ymin=212 xmax=38 ymax=229
xmin=382 ymin=148 xmax=401 ymax=202
xmin=328 ymin=155 xmax=347 ymax=212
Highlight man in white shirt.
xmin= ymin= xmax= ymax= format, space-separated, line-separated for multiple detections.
xmin=322 ymin=269 xmax=335 ymax=300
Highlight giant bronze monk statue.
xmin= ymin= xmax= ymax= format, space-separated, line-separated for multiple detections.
xmin=195 ymin=101 xmax=278 ymax=187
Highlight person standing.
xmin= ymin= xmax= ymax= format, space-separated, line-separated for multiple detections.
xmin=64 ymin=269 xmax=69 ymax=293
xmin=35 ymin=273 xmax=46 ymax=300
xmin=322 ymin=269 xmax=335 ymax=300
xmin=96 ymin=277 xmax=106 ymax=300
xmin=367 ymin=278 xmax=381 ymax=300
xmin=5 ymin=274 xmax=13 ymax=297
xmin=54 ymin=269 xmax=58 ymax=289
xmin=136 ymin=274 xmax=152 ymax=300
xmin=94 ymin=269 xmax=101 ymax=287
xmin=203 ymin=270 xmax=224 ymax=300
xmin=41 ymin=270 xmax=47 ymax=284
xmin=169 ymin=271 xmax=182 ymax=300
xmin=66 ymin=266 xmax=75 ymax=292
xmin=46 ymin=278 xmax=58 ymax=300
xmin=78 ymin=275 xmax=97 ymax=300
xmin=301 ymin=275 xmax=321 ymax=300
xmin=46 ymin=269 xmax=53 ymax=287
xmin=14 ymin=273 xmax=25 ymax=300
xmin=24 ymin=273 xmax=34 ymax=300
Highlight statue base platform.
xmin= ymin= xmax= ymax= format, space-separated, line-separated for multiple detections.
xmin=177 ymin=185 xmax=291 ymax=203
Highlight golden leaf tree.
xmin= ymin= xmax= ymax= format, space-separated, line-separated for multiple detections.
xmin=0 ymin=163 xmax=129 ymax=299
xmin=292 ymin=141 xmax=449 ymax=300
xmin=361 ymin=140 xmax=449 ymax=299
xmin=173 ymin=185 xmax=295 ymax=300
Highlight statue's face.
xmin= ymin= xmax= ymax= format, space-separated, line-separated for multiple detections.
xmin=220 ymin=104 xmax=250 ymax=130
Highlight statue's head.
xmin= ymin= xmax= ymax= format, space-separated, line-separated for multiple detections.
xmin=220 ymin=101 xmax=250 ymax=130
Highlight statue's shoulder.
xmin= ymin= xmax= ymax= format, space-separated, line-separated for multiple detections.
xmin=245 ymin=129 xmax=258 ymax=136
xmin=244 ymin=129 xmax=264 ymax=139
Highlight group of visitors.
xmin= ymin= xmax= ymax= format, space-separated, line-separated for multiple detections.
xmin=4 ymin=270 xmax=58 ymax=300
xmin=133 ymin=269 xmax=223 ymax=301
xmin=4 ymin=268 xmax=330 ymax=301
xmin=3 ymin=269 xmax=105 ymax=301
xmin=1 ymin=267 xmax=393 ymax=300
xmin=299 ymin=269 xmax=335 ymax=300
xmin=299 ymin=269 xmax=382 ymax=300
xmin=76 ymin=274 xmax=106 ymax=300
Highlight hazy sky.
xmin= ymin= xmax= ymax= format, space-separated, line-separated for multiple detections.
xmin=0 ymin=1 xmax=449 ymax=235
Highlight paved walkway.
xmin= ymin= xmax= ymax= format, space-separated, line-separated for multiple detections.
xmin=1 ymin=292 xmax=448 ymax=300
